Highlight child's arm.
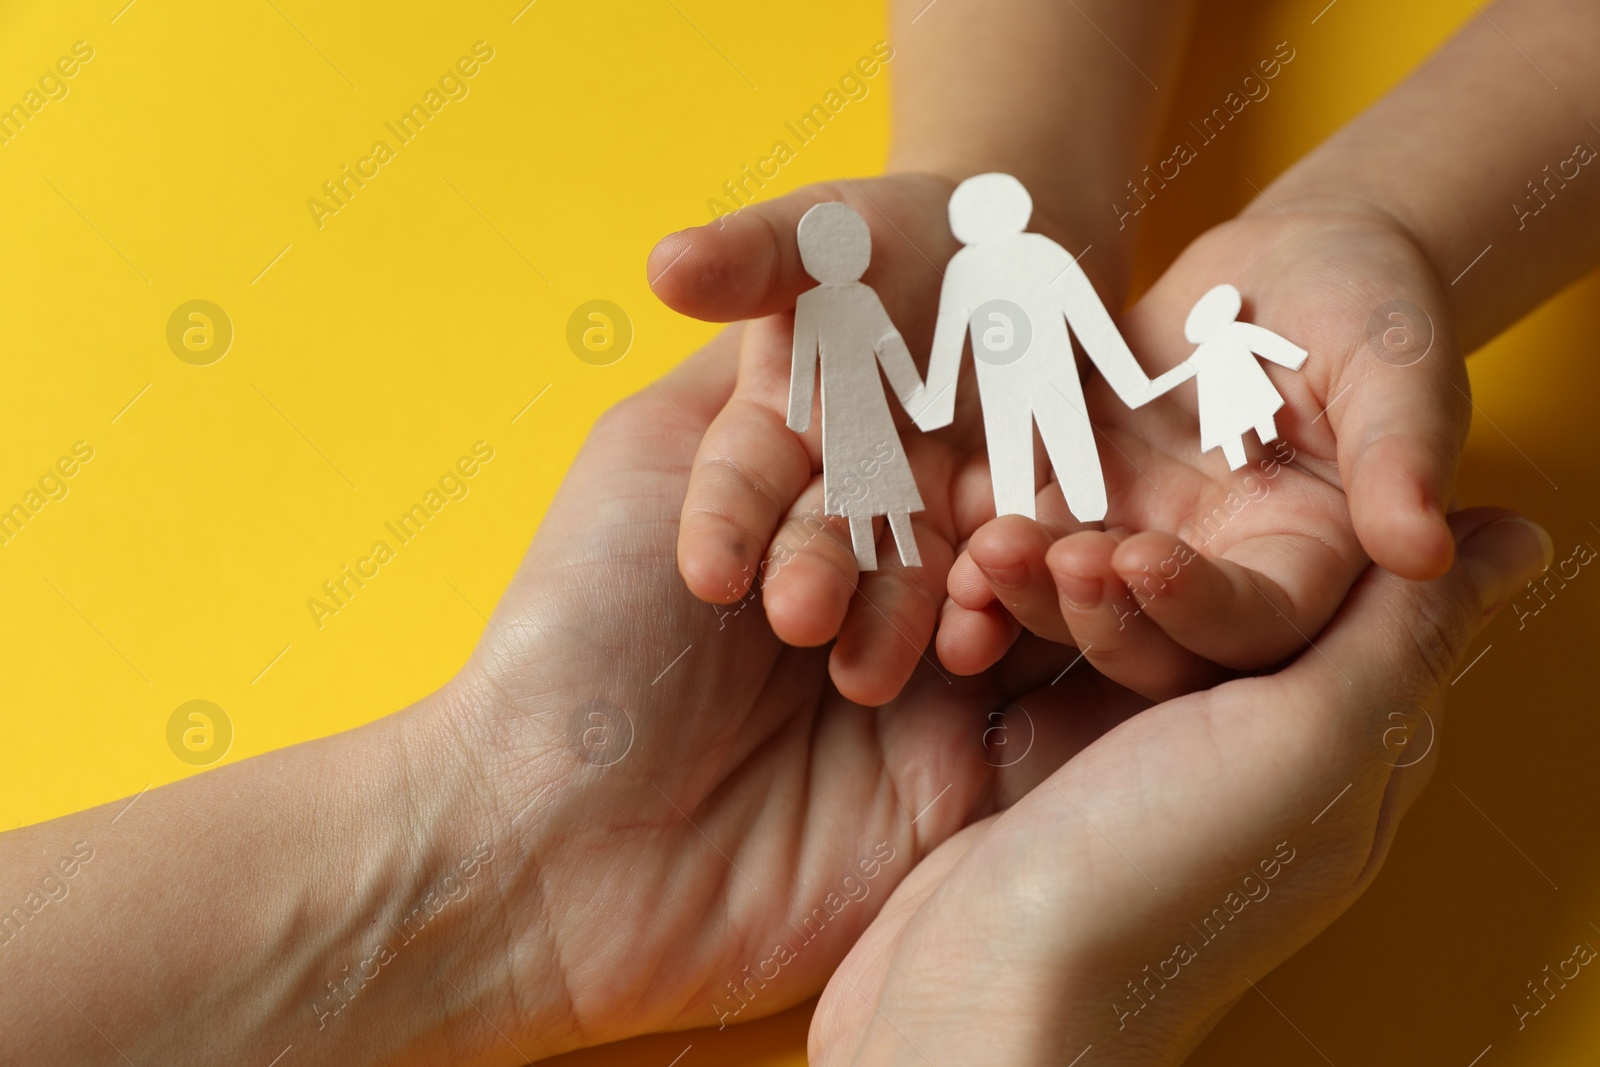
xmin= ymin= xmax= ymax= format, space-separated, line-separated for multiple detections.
xmin=1250 ymin=0 xmax=1600 ymax=576
xmin=1267 ymin=0 xmax=1600 ymax=355
xmin=786 ymin=295 xmax=819 ymax=434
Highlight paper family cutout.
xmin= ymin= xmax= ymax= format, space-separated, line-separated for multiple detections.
xmin=787 ymin=174 xmax=1308 ymax=570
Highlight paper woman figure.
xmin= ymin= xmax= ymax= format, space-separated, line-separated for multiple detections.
xmin=787 ymin=202 xmax=928 ymax=571
xmin=1167 ymin=283 xmax=1309 ymax=470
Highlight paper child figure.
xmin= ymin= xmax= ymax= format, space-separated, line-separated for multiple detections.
xmin=916 ymin=173 xmax=1167 ymax=522
xmin=788 ymin=202 xmax=928 ymax=571
xmin=1161 ymin=283 xmax=1309 ymax=470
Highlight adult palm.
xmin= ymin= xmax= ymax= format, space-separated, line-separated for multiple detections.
xmin=448 ymin=329 xmax=1136 ymax=1057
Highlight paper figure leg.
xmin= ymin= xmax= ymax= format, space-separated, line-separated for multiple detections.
xmin=1255 ymin=414 xmax=1279 ymax=444
xmin=849 ymin=514 xmax=878 ymax=571
xmin=886 ymin=512 xmax=922 ymax=568
xmin=976 ymin=366 xmax=1039 ymax=519
xmin=1221 ymin=438 xmax=1248 ymax=470
xmin=1031 ymin=372 xmax=1108 ymax=523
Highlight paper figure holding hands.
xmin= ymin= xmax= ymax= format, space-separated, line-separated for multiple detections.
xmin=1159 ymin=283 xmax=1309 ymax=470
xmin=916 ymin=173 xmax=1168 ymax=523
xmin=788 ymin=202 xmax=928 ymax=571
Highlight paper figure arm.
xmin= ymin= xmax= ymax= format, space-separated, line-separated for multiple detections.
xmin=915 ymin=270 xmax=970 ymax=431
xmin=787 ymin=294 xmax=819 ymax=433
xmin=1148 ymin=361 xmax=1196 ymax=397
xmin=1052 ymin=259 xmax=1161 ymax=409
xmin=876 ymin=327 xmax=930 ymax=418
xmin=1235 ymin=323 xmax=1309 ymax=370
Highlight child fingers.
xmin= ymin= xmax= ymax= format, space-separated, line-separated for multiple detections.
xmin=964 ymin=515 xmax=1077 ymax=645
xmin=759 ymin=485 xmax=862 ymax=648
xmin=831 ymin=519 xmax=956 ymax=706
xmin=677 ymin=317 xmax=817 ymax=603
xmin=1332 ymin=332 xmax=1472 ymax=581
xmin=1044 ymin=532 xmax=1227 ymax=701
xmin=935 ymin=598 xmax=1022 ymax=677
xmin=1106 ymin=531 xmax=1330 ymax=669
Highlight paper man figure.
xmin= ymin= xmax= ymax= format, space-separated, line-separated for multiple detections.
xmin=1160 ymin=283 xmax=1309 ymax=470
xmin=788 ymin=202 xmax=928 ymax=571
xmin=916 ymin=173 xmax=1167 ymax=522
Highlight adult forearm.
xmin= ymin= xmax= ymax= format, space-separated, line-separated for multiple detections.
xmin=1261 ymin=0 xmax=1600 ymax=352
xmin=887 ymin=0 xmax=1200 ymax=290
xmin=0 ymin=691 xmax=559 ymax=1066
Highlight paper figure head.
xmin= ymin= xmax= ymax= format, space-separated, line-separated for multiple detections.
xmin=797 ymin=202 xmax=871 ymax=284
xmin=1185 ymin=283 xmax=1243 ymax=344
xmin=949 ymin=173 xmax=1032 ymax=245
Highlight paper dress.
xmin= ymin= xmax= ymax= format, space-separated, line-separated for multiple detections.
xmin=787 ymin=202 xmax=927 ymax=571
xmin=1168 ymin=284 xmax=1309 ymax=470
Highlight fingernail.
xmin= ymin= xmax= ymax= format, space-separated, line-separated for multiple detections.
xmin=1058 ymin=572 xmax=1103 ymax=611
xmin=976 ymin=561 xmax=1028 ymax=588
xmin=1459 ymin=517 xmax=1553 ymax=610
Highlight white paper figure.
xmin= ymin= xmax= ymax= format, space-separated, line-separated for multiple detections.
xmin=1159 ymin=284 xmax=1309 ymax=470
xmin=788 ymin=202 xmax=927 ymax=572
xmin=917 ymin=173 xmax=1167 ymax=522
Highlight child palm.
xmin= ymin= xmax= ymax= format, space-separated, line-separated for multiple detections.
xmin=651 ymin=179 xmax=1459 ymax=702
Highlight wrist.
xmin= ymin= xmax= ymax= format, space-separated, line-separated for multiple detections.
xmin=379 ymin=678 xmax=583 ymax=1063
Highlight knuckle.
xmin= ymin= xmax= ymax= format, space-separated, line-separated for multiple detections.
xmin=1393 ymin=589 xmax=1471 ymax=690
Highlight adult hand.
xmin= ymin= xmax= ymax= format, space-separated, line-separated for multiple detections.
xmin=440 ymin=328 xmax=1144 ymax=1057
xmin=809 ymin=508 xmax=1550 ymax=1065
xmin=0 ymin=328 xmax=1130 ymax=1066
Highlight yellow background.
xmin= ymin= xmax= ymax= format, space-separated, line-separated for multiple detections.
xmin=1 ymin=0 xmax=1595 ymax=1063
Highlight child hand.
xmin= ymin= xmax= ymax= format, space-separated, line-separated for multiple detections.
xmin=649 ymin=174 xmax=979 ymax=706
xmin=945 ymin=203 xmax=1465 ymax=698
